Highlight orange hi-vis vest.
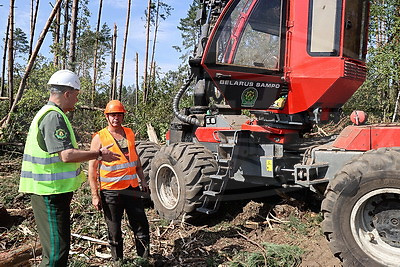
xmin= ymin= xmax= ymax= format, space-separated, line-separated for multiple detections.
xmin=98 ymin=127 xmax=139 ymax=190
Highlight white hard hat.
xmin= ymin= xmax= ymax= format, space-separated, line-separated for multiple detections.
xmin=47 ymin=70 xmax=80 ymax=90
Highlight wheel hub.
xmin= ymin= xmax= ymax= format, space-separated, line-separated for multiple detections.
xmin=372 ymin=200 xmax=400 ymax=248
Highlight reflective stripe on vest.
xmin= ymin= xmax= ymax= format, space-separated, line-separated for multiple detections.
xmin=99 ymin=174 xmax=138 ymax=183
xmin=19 ymin=105 xmax=85 ymax=195
xmin=23 ymin=154 xmax=62 ymax=165
xmin=97 ymin=127 xmax=139 ymax=190
xmin=21 ymin=168 xmax=82 ymax=181
xmin=99 ymin=161 xmax=137 ymax=171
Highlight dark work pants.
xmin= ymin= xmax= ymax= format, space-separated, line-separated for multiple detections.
xmin=31 ymin=192 xmax=73 ymax=267
xmin=100 ymin=186 xmax=150 ymax=260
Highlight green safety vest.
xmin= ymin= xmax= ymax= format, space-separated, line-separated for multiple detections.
xmin=19 ymin=105 xmax=85 ymax=195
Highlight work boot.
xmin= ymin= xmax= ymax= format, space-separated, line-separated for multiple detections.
xmin=135 ymin=237 xmax=150 ymax=259
xmin=110 ymin=241 xmax=124 ymax=261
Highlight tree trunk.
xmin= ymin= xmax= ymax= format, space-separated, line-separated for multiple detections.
xmin=91 ymin=0 xmax=103 ymax=106
xmin=135 ymin=52 xmax=139 ymax=105
xmin=29 ymin=0 xmax=39 ymax=59
xmin=53 ymin=0 xmax=61 ymax=67
xmin=68 ymin=0 xmax=79 ymax=71
xmin=110 ymin=23 xmax=117 ymax=100
xmin=8 ymin=0 xmax=15 ymax=110
xmin=149 ymin=0 xmax=160 ymax=91
xmin=1 ymin=0 xmax=63 ymax=129
xmin=143 ymin=0 xmax=152 ymax=103
xmin=62 ymin=0 xmax=69 ymax=69
xmin=118 ymin=0 xmax=131 ymax=97
xmin=1 ymin=16 xmax=10 ymax=97
xmin=114 ymin=61 xmax=118 ymax=100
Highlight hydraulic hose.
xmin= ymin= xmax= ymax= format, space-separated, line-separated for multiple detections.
xmin=173 ymin=74 xmax=202 ymax=126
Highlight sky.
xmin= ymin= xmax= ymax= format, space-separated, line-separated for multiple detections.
xmin=0 ymin=0 xmax=193 ymax=86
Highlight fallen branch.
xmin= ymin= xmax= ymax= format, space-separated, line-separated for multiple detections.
xmin=237 ymin=231 xmax=268 ymax=266
xmin=71 ymin=233 xmax=108 ymax=246
xmin=0 ymin=243 xmax=42 ymax=267
xmin=0 ymin=142 xmax=24 ymax=147
xmin=76 ymin=105 xmax=104 ymax=112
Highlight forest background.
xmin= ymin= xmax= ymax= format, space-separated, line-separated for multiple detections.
xmin=0 ymin=0 xmax=398 ymax=146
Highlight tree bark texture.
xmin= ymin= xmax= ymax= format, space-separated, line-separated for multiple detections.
xmin=29 ymin=0 xmax=39 ymax=59
xmin=92 ymin=0 xmax=104 ymax=105
xmin=53 ymin=0 xmax=61 ymax=67
xmin=143 ymin=0 xmax=152 ymax=103
xmin=118 ymin=0 xmax=132 ymax=96
xmin=68 ymin=0 xmax=79 ymax=71
xmin=135 ymin=52 xmax=139 ymax=105
xmin=7 ymin=0 xmax=15 ymax=110
xmin=110 ymin=24 xmax=117 ymax=100
xmin=1 ymin=0 xmax=63 ymax=129
xmin=62 ymin=0 xmax=69 ymax=69
xmin=1 ymin=16 xmax=10 ymax=97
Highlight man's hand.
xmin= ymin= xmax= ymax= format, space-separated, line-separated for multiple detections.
xmin=140 ymin=179 xmax=149 ymax=192
xmin=92 ymin=194 xmax=102 ymax=211
xmin=100 ymin=144 xmax=120 ymax=162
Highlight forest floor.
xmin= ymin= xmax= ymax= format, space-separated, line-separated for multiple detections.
xmin=0 ymin=152 xmax=342 ymax=267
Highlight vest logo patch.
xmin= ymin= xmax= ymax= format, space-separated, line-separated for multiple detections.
xmin=55 ymin=128 xmax=68 ymax=140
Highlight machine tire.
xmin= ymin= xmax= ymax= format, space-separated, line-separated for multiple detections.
xmin=135 ymin=141 xmax=160 ymax=182
xmin=321 ymin=147 xmax=400 ymax=267
xmin=149 ymin=142 xmax=217 ymax=221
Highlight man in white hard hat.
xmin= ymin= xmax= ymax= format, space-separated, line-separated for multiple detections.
xmin=19 ymin=70 xmax=120 ymax=267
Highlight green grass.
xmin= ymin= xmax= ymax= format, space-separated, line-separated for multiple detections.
xmin=229 ymin=242 xmax=304 ymax=267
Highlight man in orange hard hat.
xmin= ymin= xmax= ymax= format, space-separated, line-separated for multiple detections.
xmin=88 ymin=100 xmax=150 ymax=261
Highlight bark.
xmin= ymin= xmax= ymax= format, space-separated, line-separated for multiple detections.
xmin=143 ymin=0 xmax=152 ymax=103
xmin=7 ymin=0 xmax=15 ymax=110
xmin=118 ymin=0 xmax=132 ymax=96
xmin=114 ymin=61 xmax=118 ymax=100
xmin=1 ymin=0 xmax=63 ymax=129
xmin=135 ymin=52 xmax=139 ymax=105
xmin=53 ymin=0 xmax=61 ymax=66
xmin=149 ymin=0 xmax=160 ymax=90
xmin=62 ymin=0 xmax=69 ymax=69
xmin=91 ymin=0 xmax=104 ymax=106
xmin=68 ymin=0 xmax=79 ymax=71
xmin=392 ymin=88 xmax=400 ymax=122
xmin=1 ymin=16 xmax=10 ymax=97
xmin=0 ymin=243 xmax=42 ymax=266
xmin=29 ymin=0 xmax=40 ymax=59
xmin=110 ymin=23 xmax=117 ymax=100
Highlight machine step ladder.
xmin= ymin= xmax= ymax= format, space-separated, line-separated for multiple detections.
xmin=197 ymin=131 xmax=241 ymax=215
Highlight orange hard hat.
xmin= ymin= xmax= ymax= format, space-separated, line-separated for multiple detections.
xmin=104 ymin=100 xmax=126 ymax=114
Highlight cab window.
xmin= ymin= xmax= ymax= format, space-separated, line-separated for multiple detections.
xmin=215 ymin=0 xmax=283 ymax=70
xmin=308 ymin=0 xmax=341 ymax=56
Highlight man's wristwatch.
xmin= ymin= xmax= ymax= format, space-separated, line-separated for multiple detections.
xmin=97 ymin=149 xmax=103 ymax=160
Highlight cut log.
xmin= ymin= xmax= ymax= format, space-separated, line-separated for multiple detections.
xmin=0 ymin=243 xmax=42 ymax=267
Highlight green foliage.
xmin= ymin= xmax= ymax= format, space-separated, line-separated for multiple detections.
xmin=283 ymin=215 xmax=308 ymax=236
xmin=345 ymin=0 xmax=400 ymax=122
xmin=229 ymin=242 xmax=304 ymax=267
xmin=174 ymin=0 xmax=201 ymax=60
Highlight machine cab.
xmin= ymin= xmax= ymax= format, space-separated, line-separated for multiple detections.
xmin=201 ymin=0 xmax=369 ymax=116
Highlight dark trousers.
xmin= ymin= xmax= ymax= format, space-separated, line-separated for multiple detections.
xmin=31 ymin=192 xmax=73 ymax=267
xmin=100 ymin=186 xmax=150 ymax=260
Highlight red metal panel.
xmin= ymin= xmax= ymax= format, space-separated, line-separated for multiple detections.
xmin=332 ymin=125 xmax=370 ymax=151
xmin=195 ymin=127 xmax=232 ymax=143
xmin=371 ymin=126 xmax=400 ymax=149
xmin=333 ymin=125 xmax=400 ymax=151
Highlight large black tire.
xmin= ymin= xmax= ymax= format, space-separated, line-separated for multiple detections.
xmin=321 ymin=147 xmax=400 ymax=267
xmin=149 ymin=142 xmax=217 ymax=221
xmin=135 ymin=141 xmax=160 ymax=182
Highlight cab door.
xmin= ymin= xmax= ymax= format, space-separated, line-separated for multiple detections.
xmin=202 ymin=0 xmax=287 ymax=110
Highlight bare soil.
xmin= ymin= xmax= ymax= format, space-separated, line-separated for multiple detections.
xmin=0 ymin=155 xmax=341 ymax=266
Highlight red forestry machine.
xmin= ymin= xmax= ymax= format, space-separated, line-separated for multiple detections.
xmin=138 ymin=0 xmax=400 ymax=265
